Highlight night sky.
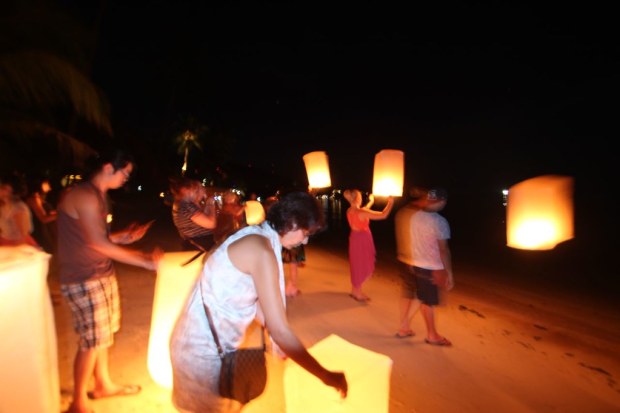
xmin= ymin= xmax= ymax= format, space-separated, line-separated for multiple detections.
xmin=58 ymin=2 xmax=613 ymax=192
xmin=5 ymin=2 xmax=617 ymax=276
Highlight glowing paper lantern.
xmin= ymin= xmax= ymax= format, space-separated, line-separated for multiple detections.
xmin=245 ymin=200 xmax=266 ymax=225
xmin=372 ymin=149 xmax=404 ymax=196
xmin=0 ymin=246 xmax=58 ymax=413
xmin=284 ymin=334 xmax=392 ymax=413
xmin=303 ymin=151 xmax=332 ymax=189
xmin=506 ymin=175 xmax=574 ymax=250
xmin=148 ymin=251 xmax=203 ymax=388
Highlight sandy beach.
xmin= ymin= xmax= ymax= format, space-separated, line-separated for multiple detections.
xmin=50 ymin=213 xmax=620 ymax=413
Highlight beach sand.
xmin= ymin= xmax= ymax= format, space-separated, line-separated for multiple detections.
xmin=51 ymin=219 xmax=620 ymax=413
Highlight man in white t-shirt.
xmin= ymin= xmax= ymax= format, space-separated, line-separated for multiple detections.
xmin=394 ymin=187 xmax=453 ymax=346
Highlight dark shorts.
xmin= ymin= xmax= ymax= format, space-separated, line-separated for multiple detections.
xmin=399 ymin=262 xmax=417 ymax=299
xmin=60 ymin=275 xmax=120 ymax=350
xmin=400 ymin=264 xmax=439 ymax=306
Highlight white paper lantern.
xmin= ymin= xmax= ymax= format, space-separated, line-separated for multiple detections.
xmin=303 ymin=151 xmax=332 ymax=189
xmin=372 ymin=149 xmax=404 ymax=197
xmin=0 ymin=246 xmax=58 ymax=413
xmin=148 ymin=251 xmax=203 ymax=388
xmin=245 ymin=200 xmax=266 ymax=225
xmin=506 ymin=175 xmax=574 ymax=250
xmin=284 ymin=334 xmax=392 ymax=413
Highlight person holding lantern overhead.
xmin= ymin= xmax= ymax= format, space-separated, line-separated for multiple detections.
xmin=170 ymin=191 xmax=347 ymax=413
xmin=343 ymin=189 xmax=394 ymax=302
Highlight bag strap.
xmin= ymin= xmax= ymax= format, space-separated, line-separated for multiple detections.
xmin=199 ymin=280 xmax=265 ymax=359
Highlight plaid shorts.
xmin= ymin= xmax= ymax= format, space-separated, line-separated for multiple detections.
xmin=61 ymin=275 xmax=120 ymax=350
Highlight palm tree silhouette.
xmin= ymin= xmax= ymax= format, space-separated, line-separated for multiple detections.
xmin=175 ymin=129 xmax=203 ymax=176
xmin=0 ymin=4 xmax=111 ymax=173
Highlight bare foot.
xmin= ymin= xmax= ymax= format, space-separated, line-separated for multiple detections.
xmin=63 ymin=400 xmax=93 ymax=413
xmin=87 ymin=384 xmax=141 ymax=399
xmin=286 ymin=287 xmax=301 ymax=297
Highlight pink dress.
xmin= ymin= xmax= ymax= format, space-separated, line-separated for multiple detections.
xmin=346 ymin=209 xmax=376 ymax=288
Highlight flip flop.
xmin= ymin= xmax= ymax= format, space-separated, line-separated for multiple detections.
xmin=349 ymin=293 xmax=370 ymax=302
xmin=395 ymin=330 xmax=415 ymax=338
xmin=425 ymin=337 xmax=452 ymax=346
xmin=87 ymin=384 xmax=141 ymax=400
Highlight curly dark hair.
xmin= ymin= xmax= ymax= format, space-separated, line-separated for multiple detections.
xmin=266 ymin=192 xmax=324 ymax=236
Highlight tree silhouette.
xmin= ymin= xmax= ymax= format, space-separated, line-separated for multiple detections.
xmin=0 ymin=3 xmax=111 ymax=174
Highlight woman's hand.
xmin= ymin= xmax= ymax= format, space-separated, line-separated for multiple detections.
xmin=322 ymin=370 xmax=348 ymax=398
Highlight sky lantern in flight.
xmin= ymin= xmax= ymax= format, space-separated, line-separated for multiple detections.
xmin=303 ymin=151 xmax=332 ymax=189
xmin=506 ymin=175 xmax=574 ymax=250
xmin=284 ymin=334 xmax=392 ymax=413
xmin=148 ymin=251 xmax=203 ymax=388
xmin=372 ymin=149 xmax=404 ymax=197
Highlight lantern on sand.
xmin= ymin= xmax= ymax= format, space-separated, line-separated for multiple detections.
xmin=0 ymin=246 xmax=58 ymax=413
xmin=506 ymin=175 xmax=574 ymax=250
xmin=284 ymin=334 xmax=392 ymax=413
xmin=245 ymin=200 xmax=266 ymax=225
xmin=372 ymin=149 xmax=404 ymax=197
xmin=148 ymin=251 xmax=203 ymax=388
xmin=303 ymin=151 xmax=332 ymax=189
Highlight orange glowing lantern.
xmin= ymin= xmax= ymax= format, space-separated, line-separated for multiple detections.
xmin=148 ymin=251 xmax=203 ymax=388
xmin=372 ymin=149 xmax=404 ymax=197
xmin=303 ymin=151 xmax=332 ymax=189
xmin=245 ymin=200 xmax=266 ymax=225
xmin=0 ymin=246 xmax=58 ymax=413
xmin=506 ymin=175 xmax=574 ymax=250
xmin=284 ymin=334 xmax=392 ymax=413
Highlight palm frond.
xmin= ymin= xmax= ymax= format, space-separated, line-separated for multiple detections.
xmin=0 ymin=50 xmax=112 ymax=135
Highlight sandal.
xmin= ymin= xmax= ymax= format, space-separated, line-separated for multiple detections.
xmin=395 ymin=330 xmax=415 ymax=338
xmin=87 ymin=384 xmax=141 ymax=400
xmin=424 ymin=337 xmax=452 ymax=346
xmin=349 ymin=293 xmax=370 ymax=302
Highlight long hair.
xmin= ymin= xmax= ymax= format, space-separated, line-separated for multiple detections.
xmin=266 ymin=192 xmax=324 ymax=236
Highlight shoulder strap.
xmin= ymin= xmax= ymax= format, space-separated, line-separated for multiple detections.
xmin=199 ymin=280 xmax=225 ymax=357
xmin=199 ymin=280 xmax=265 ymax=358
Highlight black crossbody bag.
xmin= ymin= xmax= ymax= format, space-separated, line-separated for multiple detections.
xmin=201 ymin=285 xmax=267 ymax=404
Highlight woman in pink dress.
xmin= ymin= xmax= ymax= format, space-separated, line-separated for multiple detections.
xmin=343 ymin=189 xmax=394 ymax=302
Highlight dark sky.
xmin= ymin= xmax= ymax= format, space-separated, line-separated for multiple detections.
xmin=59 ymin=1 xmax=615 ymax=208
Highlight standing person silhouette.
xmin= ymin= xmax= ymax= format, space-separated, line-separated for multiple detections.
xmin=25 ymin=176 xmax=58 ymax=253
xmin=394 ymin=187 xmax=453 ymax=345
xmin=0 ymin=172 xmax=39 ymax=248
xmin=343 ymin=189 xmax=394 ymax=302
xmin=263 ymin=194 xmax=305 ymax=298
xmin=57 ymin=148 xmax=162 ymax=413
xmin=169 ymin=177 xmax=217 ymax=251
